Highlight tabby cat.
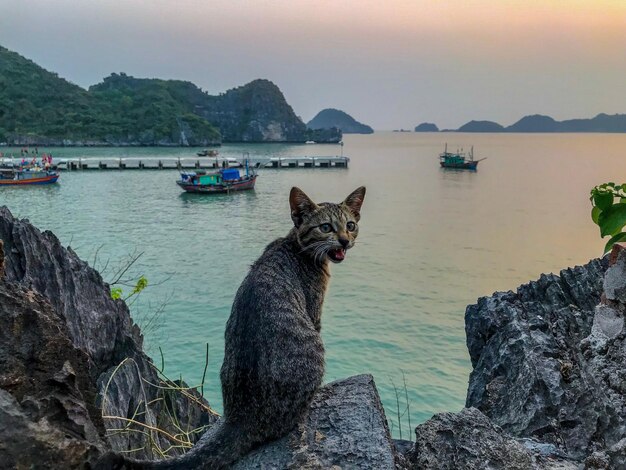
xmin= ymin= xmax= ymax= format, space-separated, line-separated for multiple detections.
xmin=97 ymin=186 xmax=366 ymax=469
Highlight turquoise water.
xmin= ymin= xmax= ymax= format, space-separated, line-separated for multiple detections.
xmin=1 ymin=132 xmax=624 ymax=438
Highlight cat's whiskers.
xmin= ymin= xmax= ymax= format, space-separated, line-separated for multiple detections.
xmin=299 ymin=240 xmax=326 ymax=255
xmin=312 ymin=241 xmax=332 ymax=266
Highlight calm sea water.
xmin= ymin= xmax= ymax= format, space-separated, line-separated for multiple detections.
xmin=1 ymin=132 xmax=623 ymax=438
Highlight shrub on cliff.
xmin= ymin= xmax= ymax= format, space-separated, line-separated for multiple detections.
xmin=590 ymin=182 xmax=626 ymax=253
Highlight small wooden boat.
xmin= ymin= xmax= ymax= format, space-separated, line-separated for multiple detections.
xmin=439 ymin=145 xmax=485 ymax=170
xmin=177 ymin=163 xmax=257 ymax=194
xmin=197 ymin=149 xmax=219 ymax=157
xmin=0 ymin=167 xmax=59 ymax=185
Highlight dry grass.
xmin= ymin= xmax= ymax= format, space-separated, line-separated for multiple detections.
xmin=100 ymin=346 xmax=219 ymax=458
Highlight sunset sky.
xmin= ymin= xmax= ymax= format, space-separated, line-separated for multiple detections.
xmin=1 ymin=0 xmax=625 ymax=129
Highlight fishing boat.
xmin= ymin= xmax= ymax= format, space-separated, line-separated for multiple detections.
xmin=197 ymin=149 xmax=219 ymax=157
xmin=0 ymin=167 xmax=60 ymax=185
xmin=439 ymin=144 xmax=486 ymax=170
xmin=177 ymin=161 xmax=257 ymax=194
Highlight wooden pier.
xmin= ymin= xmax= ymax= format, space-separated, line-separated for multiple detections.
xmin=53 ymin=156 xmax=349 ymax=171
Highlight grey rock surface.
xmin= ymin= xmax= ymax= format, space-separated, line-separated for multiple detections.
xmin=234 ymin=374 xmax=396 ymax=469
xmin=465 ymin=256 xmax=626 ymax=464
xmin=406 ymin=407 xmax=578 ymax=470
xmin=0 ymin=281 xmax=105 ymax=468
xmin=0 ymin=206 xmax=139 ymax=368
xmin=0 ymin=207 xmax=212 ymax=463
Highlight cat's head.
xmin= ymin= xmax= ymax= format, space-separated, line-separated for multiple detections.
xmin=289 ymin=186 xmax=366 ymax=264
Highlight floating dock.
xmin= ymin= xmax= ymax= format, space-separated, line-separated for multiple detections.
xmin=50 ymin=156 xmax=349 ymax=171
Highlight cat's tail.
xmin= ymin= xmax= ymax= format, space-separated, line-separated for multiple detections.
xmin=95 ymin=420 xmax=254 ymax=469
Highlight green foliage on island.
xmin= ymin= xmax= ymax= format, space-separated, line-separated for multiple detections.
xmin=590 ymin=183 xmax=626 ymax=254
xmin=89 ymin=73 xmax=221 ymax=145
xmin=0 ymin=45 xmax=339 ymax=144
xmin=0 ymin=47 xmax=221 ymax=145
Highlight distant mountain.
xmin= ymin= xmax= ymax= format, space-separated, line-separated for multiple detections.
xmin=0 ymin=45 xmax=339 ymax=145
xmin=451 ymin=113 xmax=626 ymax=133
xmin=548 ymin=113 xmax=626 ymax=132
xmin=457 ymin=120 xmax=504 ymax=132
xmin=505 ymin=115 xmax=559 ymax=132
xmin=414 ymin=122 xmax=438 ymax=132
xmin=416 ymin=113 xmax=626 ymax=134
xmin=307 ymin=109 xmax=373 ymax=134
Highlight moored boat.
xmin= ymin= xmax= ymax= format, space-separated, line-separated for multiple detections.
xmin=0 ymin=167 xmax=60 ymax=185
xmin=439 ymin=144 xmax=486 ymax=170
xmin=177 ymin=162 xmax=257 ymax=194
xmin=197 ymin=149 xmax=219 ymax=157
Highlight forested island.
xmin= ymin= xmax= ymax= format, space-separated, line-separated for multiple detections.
xmin=307 ymin=108 xmax=374 ymax=134
xmin=0 ymin=46 xmax=340 ymax=145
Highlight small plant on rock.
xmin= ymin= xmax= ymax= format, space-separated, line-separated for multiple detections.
xmin=590 ymin=183 xmax=626 ymax=254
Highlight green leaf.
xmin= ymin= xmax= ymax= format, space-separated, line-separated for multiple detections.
xmin=593 ymin=191 xmax=614 ymax=211
xmin=111 ymin=287 xmax=123 ymax=300
xmin=591 ymin=206 xmax=601 ymax=224
xmin=598 ymin=202 xmax=626 ymax=237
xmin=604 ymin=232 xmax=626 ymax=254
xmin=132 ymin=276 xmax=148 ymax=295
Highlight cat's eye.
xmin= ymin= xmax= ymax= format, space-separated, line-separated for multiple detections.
xmin=347 ymin=221 xmax=356 ymax=232
xmin=319 ymin=223 xmax=333 ymax=233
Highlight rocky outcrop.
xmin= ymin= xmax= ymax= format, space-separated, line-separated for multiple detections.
xmin=407 ymin=407 xmax=576 ymax=470
xmin=0 ymin=207 xmax=213 ymax=465
xmin=399 ymin=254 xmax=626 ymax=469
xmin=464 ymin=259 xmax=613 ymax=459
xmin=235 ymin=375 xmax=396 ymax=469
xmin=462 ymin=251 xmax=626 ymax=468
xmin=0 ymin=280 xmax=105 ymax=468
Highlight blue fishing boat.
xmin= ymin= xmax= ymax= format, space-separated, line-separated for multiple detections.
xmin=177 ymin=160 xmax=257 ymax=194
xmin=439 ymin=145 xmax=485 ymax=170
xmin=0 ymin=167 xmax=59 ymax=186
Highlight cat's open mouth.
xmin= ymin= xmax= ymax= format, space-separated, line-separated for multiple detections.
xmin=328 ymin=248 xmax=346 ymax=263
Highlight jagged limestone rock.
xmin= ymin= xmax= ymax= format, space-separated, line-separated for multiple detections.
xmin=0 ymin=281 xmax=105 ymax=467
xmin=465 ymin=256 xmax=626 ymax=465
xmin=0 ymin=207 xmax=212 ymax=462
xmin=406 ymin=407 xmax=578 ymax=470
xmin=234 ymin=375 xmax=396 ymax=469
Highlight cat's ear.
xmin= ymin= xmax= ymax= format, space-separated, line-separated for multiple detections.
xmin=290 ymin=187 xmax=318 ymax=227
xmin=343 ymin=186 xmax=366 ymax=221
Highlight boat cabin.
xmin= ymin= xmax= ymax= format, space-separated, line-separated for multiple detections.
xmin=179 ymin=168 xmax=242 ymax=186
xmin=440 ymin=153 xmax=466 ymax=165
